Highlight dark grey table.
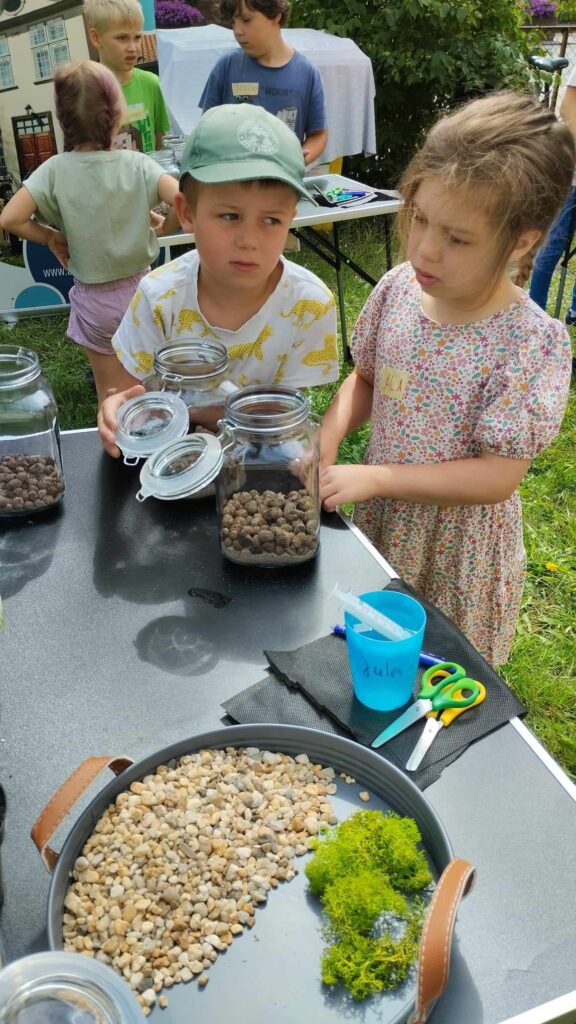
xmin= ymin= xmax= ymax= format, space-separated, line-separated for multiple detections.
xmin=1 ymin=429 xmax=575 ymax=1024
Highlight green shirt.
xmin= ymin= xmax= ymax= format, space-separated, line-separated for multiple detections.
xmin=25 ymin=150 xmax=164 ymax=283
xmin=120 ymin=68 xmax=171 ymax=153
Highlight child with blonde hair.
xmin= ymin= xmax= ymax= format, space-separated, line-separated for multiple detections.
xmin=83 ymin=0 xmax=171 ymax=152
xmin=320 ymin=92 xmax=574 ymax=665
xmin=0 ymin=61 xmax=178 ymax=404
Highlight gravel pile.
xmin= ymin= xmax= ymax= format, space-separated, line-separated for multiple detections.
xmin=62 ymin=747 xmax=339 ymax=1015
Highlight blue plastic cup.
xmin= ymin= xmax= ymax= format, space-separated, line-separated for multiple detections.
xmin=345 ymin=591 xmax=426 ymax=711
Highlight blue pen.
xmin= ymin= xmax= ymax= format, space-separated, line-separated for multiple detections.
xmin=331 ymin=625 xmax=445 ymax=666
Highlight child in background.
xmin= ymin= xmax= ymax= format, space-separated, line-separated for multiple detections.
xmin=84 ymin=0 xmax=171 ymax=152
xmin=98 ymin=103 xmax=338 ymax=455
xmin=529 ymin=64 xmax=576 ymax=348
xmin=0 ymin=61 xmax=179 ymax=405
xmin=319 ymin=92 xmax=573 ymax=665
xmin=200 ymin=0 xmax=327 ymax=166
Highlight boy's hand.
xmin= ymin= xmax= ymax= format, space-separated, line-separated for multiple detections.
xmin=98 ymin=384 xmax=146 ymax=458
xmin=320 ymin=464 xmax=382 ymax=511
xmin=46 ymin=229 xmax=69 ymax=269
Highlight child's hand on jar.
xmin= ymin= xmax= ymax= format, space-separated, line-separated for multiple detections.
xmin=320 ymin=464 xmax=383 ymax=511
xmin=98 ymin=384 xmax=146 ymax=458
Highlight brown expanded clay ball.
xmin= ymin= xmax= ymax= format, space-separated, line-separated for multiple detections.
xmin=0 ymin=453 xmax=64 ymax=514
xmin=221 ymin=488 xmax=319 ymax=563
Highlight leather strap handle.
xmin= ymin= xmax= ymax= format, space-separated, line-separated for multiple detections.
xmin=409 ymin=857 xmax=476 ymax=1024
xmin=31 ymin=756 xmax=133 ymax=872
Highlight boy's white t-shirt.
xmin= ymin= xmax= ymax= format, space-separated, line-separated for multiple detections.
xmin=113 ymin=250 xmax=339 ymax=388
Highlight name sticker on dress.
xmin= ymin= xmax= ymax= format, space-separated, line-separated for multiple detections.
xmin=380 ymin=365 xmax=409 ymax=399
xmin=232 ymin=82 xmax=259 ymax=96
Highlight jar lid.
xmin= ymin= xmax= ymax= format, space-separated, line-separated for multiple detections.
xmin=115 ymin=392 xmax=189 ymax=465
xmin=0 ymin=952 xmax=145 ymax=1023
xmin=136 ymin=433 xmax=223 ymax=502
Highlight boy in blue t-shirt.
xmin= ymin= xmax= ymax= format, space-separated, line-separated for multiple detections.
xmin=200 ymin=0 xmax=327 ymax=166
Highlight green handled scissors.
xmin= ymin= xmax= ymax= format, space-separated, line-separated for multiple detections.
xmin=370 ymin=663 xmax=482 ymax=749
xmin=405 ymin=681 xmax=487 ymax=772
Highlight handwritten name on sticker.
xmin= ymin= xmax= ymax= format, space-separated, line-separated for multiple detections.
xmin=362 ymin=659 xmax=402 ymax=679
xmin=232 ymin=82 xmax=259 ymax=97
xmin=380 ymin=365 xmax=409 ymax=400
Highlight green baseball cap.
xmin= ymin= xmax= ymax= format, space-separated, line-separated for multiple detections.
xmin=179 ymin=103 xmax=316 ymax=204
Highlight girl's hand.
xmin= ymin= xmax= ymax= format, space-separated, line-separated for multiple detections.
xmin=46 ymin=229 xmax=69 ymax=269
xmin=149 ymin=209 xmax=166 ymax=235
xmin=320 ymin=464 xmax=382 ymax=511
xmin=97 ymin=384 xmax=145 ymax=458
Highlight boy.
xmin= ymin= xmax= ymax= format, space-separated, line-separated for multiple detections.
xmin=98 ymin=103 xmax=338 ymax=456
xmin=200 ymin=0 xmax=327 ymax=166
xmin=83 ymin=0 xmax=171 ymax=153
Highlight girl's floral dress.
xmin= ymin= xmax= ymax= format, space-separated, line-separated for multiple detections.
xmin=351 ymin=263 xmax=572 ymax=665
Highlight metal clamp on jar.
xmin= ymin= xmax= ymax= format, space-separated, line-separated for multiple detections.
xmin=135 ymin=385 xmax=321 ymax=568
xmin=0 ymin=345 xmax=65 ymax=519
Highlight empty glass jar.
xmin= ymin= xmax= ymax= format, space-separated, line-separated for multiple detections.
xmin=0 ymin=952 xmax=146 ymax=1023
xmin=142 ymin=340 xmax=238 ymax=412
xmin=0 ymin=345 xmax=64 ymax=518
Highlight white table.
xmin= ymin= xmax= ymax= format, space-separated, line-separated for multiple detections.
xmin=157 ymin=25 xmax=377 ymax=165
xmin=158 ymin=173 xmax=402 ymax=355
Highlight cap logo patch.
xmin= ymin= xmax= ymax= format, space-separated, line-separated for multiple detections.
xmin=238 ymin=119 xmax=280 ymax=156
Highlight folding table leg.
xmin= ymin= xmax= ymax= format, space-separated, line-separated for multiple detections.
xmin=332 ymin=222 xmax=350 ymax=360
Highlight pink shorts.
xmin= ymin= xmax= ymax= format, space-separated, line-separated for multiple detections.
xmin=67 ymin=270 xmax=148 ymax=356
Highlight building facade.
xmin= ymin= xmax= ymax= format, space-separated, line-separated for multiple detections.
xmin=0 ymin=0 xmax=158 ymax=193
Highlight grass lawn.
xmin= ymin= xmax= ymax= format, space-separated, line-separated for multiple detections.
xmin=1 ymin=220 xmax=575 ymax=777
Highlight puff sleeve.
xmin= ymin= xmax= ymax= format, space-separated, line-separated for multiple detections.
xmin=473 ymin=312 xmax=572 ymax=459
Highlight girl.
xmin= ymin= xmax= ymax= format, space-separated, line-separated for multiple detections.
xmin=0 ymin=61 xmax=179 ymax=404
xmin=320 ymin=92 xmax=574 ymax=665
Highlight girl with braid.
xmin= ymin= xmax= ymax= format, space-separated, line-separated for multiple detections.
xmin=320 ymin=92 xmax=574 ymax=665
xmin=0 ymin=61 xmax=178 ymax=404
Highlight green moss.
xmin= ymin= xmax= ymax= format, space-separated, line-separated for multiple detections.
xmin=305 ymin=809 xmax=432 ymax=897
xmin=306 ymin=810 xmax=432 ymax=1000
xmin=320 ymin=908 xmax=425 ymax=1000
xmin=321 ymin=869 xmax=408 ymax=936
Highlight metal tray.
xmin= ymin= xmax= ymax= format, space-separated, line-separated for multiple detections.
xmin=47 ymin=725 xmax=454 ymax=1024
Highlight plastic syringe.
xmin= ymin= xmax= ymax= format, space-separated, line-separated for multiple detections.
xmin=330 ymin=584 xmax=414 ymax=642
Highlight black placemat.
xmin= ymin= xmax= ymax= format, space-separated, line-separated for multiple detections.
xmin=222 ymin=578 xmax=526 ymax=789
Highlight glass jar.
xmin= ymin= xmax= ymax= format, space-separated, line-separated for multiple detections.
xmin=161 ymin=134 xmax=186 ymax=166
xmin=142 ymin=341 xmax=238 ymax=411
xmin=136 ymin=386 xmax=321 ymax=567
xmin=0 ymin=346 xmax=65 ymax=518
xmin=0 ymin=952 xmax=146 ymax=1023
xmin=149 ymin=148 xmax=179 ymax=178
xmin=217 ymin=387 xmax=321 ymax=566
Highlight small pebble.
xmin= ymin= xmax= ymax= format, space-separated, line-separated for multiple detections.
xmin=359 ymin=791 xmax=370 ymax=802
xmin=198 ymin=973 xmax=209 ymax=988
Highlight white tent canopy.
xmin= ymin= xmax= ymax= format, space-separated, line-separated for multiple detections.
xmin=157 ymin=25 xmax=377 ymax=164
